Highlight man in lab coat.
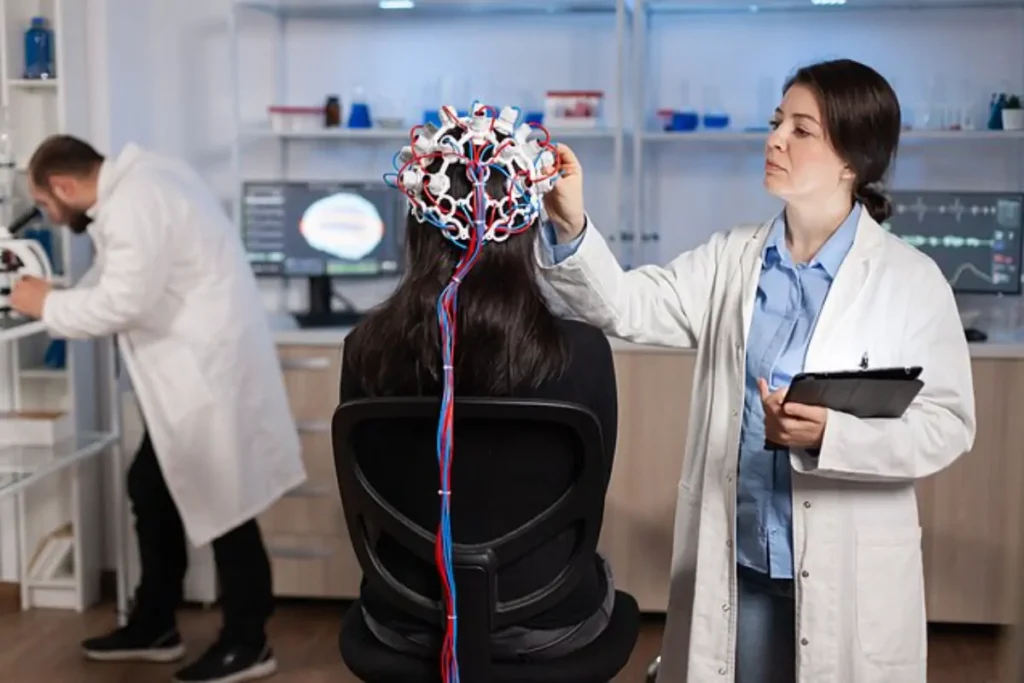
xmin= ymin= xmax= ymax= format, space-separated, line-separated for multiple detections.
xmin=11 ymin=135 xmax=306 ymax=683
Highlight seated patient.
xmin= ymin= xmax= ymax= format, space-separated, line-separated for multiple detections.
xmin=339 ymin=106 xmax=618 ymax=661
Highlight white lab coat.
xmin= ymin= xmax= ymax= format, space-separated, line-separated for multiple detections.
xmin=536 ymin=210 xmax=975 ymax=683
xmin=42 ymin=143 xmax=306 ymax=547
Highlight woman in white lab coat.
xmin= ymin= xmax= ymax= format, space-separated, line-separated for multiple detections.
xmin=537 ymin=59 xmax=975 ymax=683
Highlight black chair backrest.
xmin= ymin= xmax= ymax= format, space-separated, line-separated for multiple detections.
xmin=332 ymin=396 xmax=608 ymax=681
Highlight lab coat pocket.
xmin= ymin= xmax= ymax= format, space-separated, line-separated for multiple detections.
xmin=854 ymin=525 xmax=927 ymax=667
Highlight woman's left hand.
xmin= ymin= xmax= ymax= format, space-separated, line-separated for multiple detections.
xmin=758 ymin=378 xmax=828 ymax=449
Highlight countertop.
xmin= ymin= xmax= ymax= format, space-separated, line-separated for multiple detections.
xmin=269 ymin=313 xmax=1024 ymax=359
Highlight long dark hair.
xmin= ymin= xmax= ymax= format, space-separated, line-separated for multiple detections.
xmin=784 ymin=59 xmax=901 ymax=223
xmin=346 ymin=132 xmax=570 ymax=396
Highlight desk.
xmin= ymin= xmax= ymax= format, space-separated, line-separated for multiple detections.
xmin=269 ymin=313 xmax=1024 ymax=623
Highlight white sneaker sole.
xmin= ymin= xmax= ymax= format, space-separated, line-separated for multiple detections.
xmin=84 ymin=643 xmax=187 ymax=662
xmin=173 ymin=657 xmax=278 ymax=683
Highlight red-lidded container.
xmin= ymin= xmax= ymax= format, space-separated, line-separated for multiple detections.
xmin=267 ymin=105 xmax=325 ymax=132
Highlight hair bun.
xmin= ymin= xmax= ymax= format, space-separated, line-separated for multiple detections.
xmin=855 ymin=184 xmax=892 ymax=223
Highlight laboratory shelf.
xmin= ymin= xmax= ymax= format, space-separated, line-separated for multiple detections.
xmin=0 ymin=432 xmax=118 ymax=502
xmin=0 ymin=319 xmax=47 ymax=344
xmin=234 ymin=0 xmax=626 ymax=18
xmin=644 ymin=0 xmax=1024 ymax=14
xmin=241 ymin=126 xmax=619 ymax=142
xmin=642 ymin=129 xmax=1024 ymax=142
xmin=7 ymin=79 xmax=57 ymax=90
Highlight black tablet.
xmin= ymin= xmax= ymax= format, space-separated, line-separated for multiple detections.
xmin=783 ymin=366 xmax=924 ymax=419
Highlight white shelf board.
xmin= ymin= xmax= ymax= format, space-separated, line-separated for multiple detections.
xmin=0 ymin=319 xmax=47 ymax=344
xmin=19 ymin=367 xmax=66 ymax=380
xmin=0 ymin=432 xmax=118 ymax=503
xmin=242 ymin=126 xmax=618 ymax=142
xmin=7 ymin=79 xmax=58 ymax=90
xmin=25 ymin=576 xmax=75 ymax=589
xmin=234 ymin=0 xmax=623 ymax=18
xmin=642 ymin=129 xmax=1024 ymax=143
xmin=645 ymin=0 xmax=1024 ymax=13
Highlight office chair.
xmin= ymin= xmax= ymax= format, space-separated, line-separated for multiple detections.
xmin=332 ymin=396 xmax=641 ymax=683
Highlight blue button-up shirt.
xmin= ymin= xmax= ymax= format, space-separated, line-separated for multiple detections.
xmin=539 ymin=206 xmax=860 ymax=579
xmin=735 ymin=205 xmax=859 ymax=578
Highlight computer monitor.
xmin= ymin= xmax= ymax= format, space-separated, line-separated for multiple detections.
xmin=883 ymin=190 xmax=1023 ymax=296
xmin=240 ymin=180 xmax=407 ymax=327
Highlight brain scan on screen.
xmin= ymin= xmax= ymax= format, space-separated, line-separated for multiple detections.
xmin=298 ymin=192 xmax=384 ymax=261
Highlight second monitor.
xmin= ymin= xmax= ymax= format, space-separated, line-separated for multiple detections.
xmin=241 ymin=180 xmax=407 ymax=328
xmin=883 ymin=190 xmax=1023 ymax=296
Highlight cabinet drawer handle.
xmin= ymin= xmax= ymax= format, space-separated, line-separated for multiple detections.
xmin=268 ymin=546 xmax=333 ymax=560
xmin=295 ymin=420 xmax=331 ymax=433
xmin=280 ymin=356 xmax=331 ymax=370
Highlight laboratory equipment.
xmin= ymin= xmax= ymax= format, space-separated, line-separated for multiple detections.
xmin=324 ymin=96 xmax=341 ymax=127
xmin=384 ymin=102 xmax=562 ymax=683
xmin=0 ymin=207 xmax=55 ymax=316
xmin=23 ymin=16 xmax=53 ymax=80
xmin=544 ymin=90 xmax=603 ymax=128
xmin=989 ymin=93 xmax=1008 ymax=130
xmin=347 ymin=86 xmax=371 ymax=128
xmin=883 ymin=190 xmax=1024 ymax=298
xmin=240 ymin=180 xmax=405 ymax=328
xmin=267 ymin=105 xmax=324 ymax=133
xmin=387 ymin=102 xmax=558 ymax=245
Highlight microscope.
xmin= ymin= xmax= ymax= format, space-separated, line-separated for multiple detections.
xmin=0 ymin=207 xmax=53 ymax=316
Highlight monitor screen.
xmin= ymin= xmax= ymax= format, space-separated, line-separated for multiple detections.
xmin=241 ymin=180 xmax=406 ymax=278
xmin=882 ymin=191 xmax=1023 ymax=295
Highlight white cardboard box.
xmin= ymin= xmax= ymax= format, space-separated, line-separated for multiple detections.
xmin=0 ymin=410 xmax=72 ymax=445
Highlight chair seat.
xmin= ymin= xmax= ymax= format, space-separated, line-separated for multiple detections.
xmin=340 ymin=591 xmax=641 ymax=683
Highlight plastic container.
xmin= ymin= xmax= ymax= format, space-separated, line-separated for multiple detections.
xmin=267 ymin=105 xmax=324 ymax=132
xmin=24 ymin=17 xmax=54 ymax=80
xmin=544 ymin=90 xmax=603 ymax=128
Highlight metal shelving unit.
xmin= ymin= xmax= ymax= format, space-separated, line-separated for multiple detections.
xmin=227 ymin=0 xmax=635 ymax=259
xmin=630 ymin=0 xmax=1024 ymax=264
xmin=0 ymin=0 xmax=125 ymax=617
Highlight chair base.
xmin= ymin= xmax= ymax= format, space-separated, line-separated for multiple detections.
xmin=646 ymin=654 xmax=661 ymax=683
xmin=340 ymin=592 xmax=641 ymax=683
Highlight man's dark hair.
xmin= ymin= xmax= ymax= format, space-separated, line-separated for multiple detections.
xmin=28 ymin=135 xmax=105 ymax=189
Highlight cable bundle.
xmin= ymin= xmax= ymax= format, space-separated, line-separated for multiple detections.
xmin=384 ymin=102 xmax=562 ymax=683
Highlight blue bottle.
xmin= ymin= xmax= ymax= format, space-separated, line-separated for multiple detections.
xmin=24 ymin=17 xmax=54 ymax=80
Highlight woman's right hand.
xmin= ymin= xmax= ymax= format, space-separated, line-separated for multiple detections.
xmin=542 ymin=144 xmax=587 ymax=242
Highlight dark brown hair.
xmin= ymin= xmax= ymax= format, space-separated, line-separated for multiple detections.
xmin=784 ymin=59 xmax=901 ymax=222
xmin=345 ymin=126 xmax=569 ymax=397
xmin=28 ymin=135 xmax=105 ymax=189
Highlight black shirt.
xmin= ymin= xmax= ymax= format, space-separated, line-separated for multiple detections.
xmin=339 ymin=317 xmax=618 ymax=632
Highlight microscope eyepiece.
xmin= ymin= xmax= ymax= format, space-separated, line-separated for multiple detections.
xmin=8 ymin=207 xmax=41 ymax=235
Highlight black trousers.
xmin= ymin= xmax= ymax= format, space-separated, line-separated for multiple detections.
xmin=126 ymin=431 xmax=274 ymax=647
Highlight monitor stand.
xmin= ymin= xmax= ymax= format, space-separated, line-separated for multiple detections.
xmin=292 ymin=276 xmax=366 ymax=329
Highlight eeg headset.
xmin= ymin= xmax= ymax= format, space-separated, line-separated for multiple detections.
xmin=383 ymin=102 xmax=562 ymax=683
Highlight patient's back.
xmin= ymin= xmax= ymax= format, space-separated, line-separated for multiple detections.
xmin=339 ymin=317 xmax=618 ymax=634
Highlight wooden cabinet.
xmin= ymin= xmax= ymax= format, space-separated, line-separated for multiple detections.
xmin=261 ymin=345 xmax=361 ymax=599
xmin=916 ymin=358 xmax=1024 ymax=624
xmin=598 ymin=350 xmax=694 ymax=611
xmin=265 ymin=339 xmax=1024 ymax=625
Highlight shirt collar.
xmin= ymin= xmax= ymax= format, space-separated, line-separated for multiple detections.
xmin=762 ymin=203 xmax=861 ymax=277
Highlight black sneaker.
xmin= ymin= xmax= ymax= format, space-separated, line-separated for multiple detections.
xmin=173 ymin=640 xmax=277 ymax=683
xmin=82 ymin=624 xmax=186 ymax=662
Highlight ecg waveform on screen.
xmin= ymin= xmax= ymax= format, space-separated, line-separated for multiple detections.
xmin=895 ymin=235 xmax=994 ymax=249
xmin=885 ymin=192 xmax=1023 ymax=294
xmin=893 ymin=196 xmax=1021 ymax=226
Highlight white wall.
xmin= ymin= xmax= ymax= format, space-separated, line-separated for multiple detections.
xmin=89 ymin=0 xmax=1024 ymax=571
